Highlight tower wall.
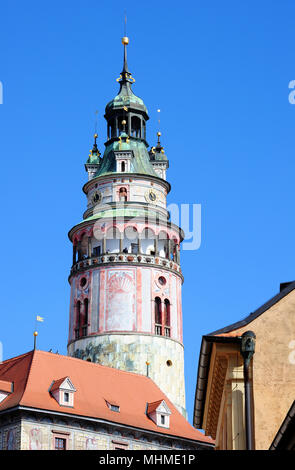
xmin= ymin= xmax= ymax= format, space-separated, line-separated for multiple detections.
xmin=67 ymin=264 xmax=185 ymax=414
xmin=68 ymin=334 xmax=185 ymax=416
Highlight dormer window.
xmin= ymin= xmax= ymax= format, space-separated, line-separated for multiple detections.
xmin=105 ymin=400 xmax=120 ymax=413
xmin=0 ymin=380 xmax=13 ymax=404
xmin=147 ymin=399 xmax=171 ymax=429
xmin=115 ymin=151 xmax=132 ymax=173
xmin=49 ymin=377 xmax=76 ymax=407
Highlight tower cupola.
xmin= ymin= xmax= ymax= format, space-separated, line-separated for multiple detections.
xmin=105 ymin=37 xmax=149 ymax=143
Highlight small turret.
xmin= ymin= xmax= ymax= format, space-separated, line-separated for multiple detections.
xmin=85 ymin=133 xmax=101 ymax=180
xmin=149 ymin=132 xmax=169 ymax=180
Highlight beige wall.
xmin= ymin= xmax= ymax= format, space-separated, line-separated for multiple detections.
xmin=242 ymin=288 xmax=295 ymax=449
xmin=207 ymin=288 xmax=295 ymax=450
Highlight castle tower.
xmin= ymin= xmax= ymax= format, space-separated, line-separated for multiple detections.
xmin=67 ymin=37 xmax=186 ymax=416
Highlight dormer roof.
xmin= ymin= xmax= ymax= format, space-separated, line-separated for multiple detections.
xmin=50 ymin=376 xmax=76 ymax=393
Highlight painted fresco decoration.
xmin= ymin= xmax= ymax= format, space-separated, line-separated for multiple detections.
xmin=29 ymin=428 xmax=42 ymax=450
xmin=106 ymin=271 xmax=135 ymax=331
xmin=86 ymin=437 xmax=97 ymax=450
xmin=6 ymin=429 xmax=16 ymax=450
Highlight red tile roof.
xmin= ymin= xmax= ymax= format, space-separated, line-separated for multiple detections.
xmin=0 ymin=350 xmax=213 ymax=445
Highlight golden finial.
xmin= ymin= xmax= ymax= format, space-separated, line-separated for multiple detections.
xmin=122 ymin=36 xmax=129 ymax=45
xmin=122 ymin=119 xmax=126 ymax=126
xmin=146 ymin=360 xmax=150 ymax=365
xmin=157 ymin=131 xmax=161 ymax=137
xmin=94 ymin=133 xmax=98 ymax=139
xmin=33 ymin=331 xmax=38 ymax=350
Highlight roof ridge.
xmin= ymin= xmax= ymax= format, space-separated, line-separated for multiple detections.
xmin=1 ymin=350 xmax=33 ymax=365
xmin=208 ymin=280 xmax=295 ymax=336
xmin=17 ymin=350 xmax=36 ymax=406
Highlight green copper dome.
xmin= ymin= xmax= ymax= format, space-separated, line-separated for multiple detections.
xmin=95 ymin=132 xmax=158 ymax=178
xmin=105 ymin=88 xmax=148 ymax=116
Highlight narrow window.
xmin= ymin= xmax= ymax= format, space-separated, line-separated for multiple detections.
xmin=93 ymin=246 xmax=101 ymax=256
xmin=164 ymin=299 xmax=171 ymax=337
xmin=161 ymin=415 xmax=165 ymax=425
xmin=164 ymin=299 xmax=170 ymax=326
xmin=64 ymin=392 xmax=69 ymax=403
xmin=155 ymin=297 xmax=162 ymax=335
xmin=75 ymin=301 xmax=81 ymax=339
xmin=82 ymin=299 xmax=88 ymax=337
xmin=121 ymin=161 xmax=126 ymax=172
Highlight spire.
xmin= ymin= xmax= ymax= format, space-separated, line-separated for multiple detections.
xmin=92 ymin=133 xmax=99 ymax=155
xmin=117 ymin=36 xmax=135 ymax=89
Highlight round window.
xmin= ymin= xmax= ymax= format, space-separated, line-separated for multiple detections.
xmin=80 ymin=277 xmax=87 ymax=288
xmin=158 ymin=276 xmax=167 ymax=286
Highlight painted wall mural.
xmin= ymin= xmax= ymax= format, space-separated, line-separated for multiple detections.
xmin=29 ymin=428 xmax=42 ymax=450
xmin=106 ymin=270 xmax=135 ymax=331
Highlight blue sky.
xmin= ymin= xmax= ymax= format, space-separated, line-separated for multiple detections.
xmin=1 ymin=0 xmax=295 ymax=424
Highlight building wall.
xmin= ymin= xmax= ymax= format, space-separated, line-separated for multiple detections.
xmin=0 ymin=421 xmax=21 ymax=450
xmin=244 ymin=288 xmax=295 ymax=449
xmin=11 ymin=413 xmax=198 ymax=450
xmin=209 ymin=288 xmax=295 ymax=450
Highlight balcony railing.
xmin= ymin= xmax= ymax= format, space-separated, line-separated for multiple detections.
xmin=71 ymin=253 xmax=182 ymax=277
xmin=155 ymin=324 xmax=162 ymax=336
xmin=164 ymin=326 xmax=171 ymax=337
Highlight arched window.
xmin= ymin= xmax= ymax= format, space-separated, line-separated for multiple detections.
xmin=164 ymin=299 xmax=171 ymax=337
xmin=119 ymin=187 xmax=128 ymax=202
xmin=131 ymin=116 xmax=141 ymax=138
xmin=109 ymin=119 xmax=116 ymax=139
xmin=155 ymin=297 xmax=162 ymax=335
xmin=84 ymin=299 xmax=88 ymax=324
xmin=106 ymin=226 xmax=120 ymax=253
xmin=117 ymin=115 xmax=124 ymax=136
xmin=75 ymin=301 xmax=81 ymax=339
xmin=80 ymin=234 xmax=88 ymax=260
xmin=121 ymin=161 xmax=126 ymax=172
xmin=158 ymin=231 xmax=169 ymax=259
xmin=82 ymin=299 xmax=88 ymax=337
